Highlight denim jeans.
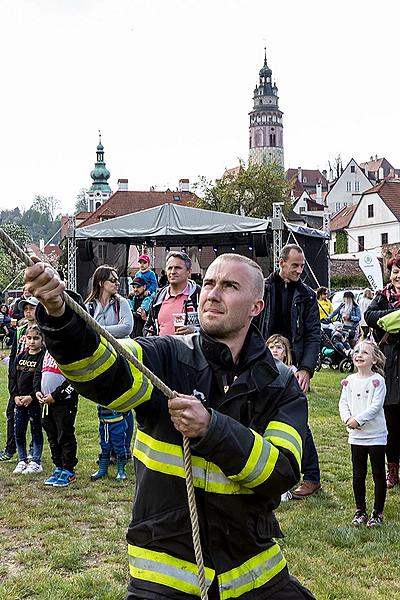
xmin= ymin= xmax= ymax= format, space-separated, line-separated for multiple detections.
xmin=125 ymin=409 xmax=135 ymax=454
xmin=14 ymin=401 xmax=43 ymax=463
xmin=301 ymin=425 xmax=320 ymax=483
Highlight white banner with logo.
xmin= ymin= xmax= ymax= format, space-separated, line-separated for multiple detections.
xmin=358 ymin=251 xmax=383 ymax=291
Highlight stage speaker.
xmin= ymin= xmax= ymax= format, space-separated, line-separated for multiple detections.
xmin=77 ymin=240 xmax=94 ymax=262
xmin=253 ymin=234 xmax=270 ymax=257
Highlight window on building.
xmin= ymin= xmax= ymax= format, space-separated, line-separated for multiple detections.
xmin=368 ymin=204 xmax=374 ymax=218
xmin=351 ymin=165 xmax=355 ymax=173
xmin=98 ymin=244 xmax=107 ymax=260
xmin=300 ymin=207 xmax=305 ymax=213
xmin=346 ymin=181 xmax=351 ymax=192
xmin=354 ymin=181 xmax=360 ymax=192
xmin=358 ymin=236 xmax=365 ymax=252
xmin=269 ymin=133 xmax=276 ymax=146
xmin=302 ymin=176 xmax=307 ymax=183
xmin=381 ymin=232 xmax=388 ymax=245
xmin=335 ymin=202 xmax=341 ymax=212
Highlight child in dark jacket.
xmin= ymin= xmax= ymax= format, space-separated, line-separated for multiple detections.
xmin=10 ymin=324 xmax=45 ymax=475
xmin=35 ymin=350 xmax=79 ymax=487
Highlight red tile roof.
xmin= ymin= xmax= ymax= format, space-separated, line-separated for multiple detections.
xmin=364 ymin=179 xmax=400 ymax=220
xmin=222 ymin=165 xmax=243 ymax=180
xmin=78 ymin=190 xmax=198 ymax=227
xmin=286 ymin=168 xmax=328 ymax=187
xmin=359 ymin=158 xmax=385 ymax=173
xmin=330 ymin=204 xmax=358 ymax=231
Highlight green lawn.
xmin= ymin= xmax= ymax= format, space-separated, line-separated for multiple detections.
xmin=0 ymin=365 xmax=399 ymax=600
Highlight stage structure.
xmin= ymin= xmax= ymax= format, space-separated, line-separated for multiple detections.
xmin=70 ymin=203 xmax=329 ymax=298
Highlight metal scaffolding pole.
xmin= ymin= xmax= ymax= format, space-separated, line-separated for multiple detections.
xmin=272 ymin=202 xmax=284 ymax=270
xmin=323 ymin=211 xmax=331 ymax=289
xmin=66 ymin=216 xmax=77 ymax=292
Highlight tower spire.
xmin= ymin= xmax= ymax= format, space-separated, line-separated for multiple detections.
xmin=87 ymin=132 xmax=112 ymax=213
xmin=248 ymin=51 xmax=284 ymax=169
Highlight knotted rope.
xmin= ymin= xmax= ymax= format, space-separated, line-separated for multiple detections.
xmin=0 ymin=227 xmax=208 ymax=600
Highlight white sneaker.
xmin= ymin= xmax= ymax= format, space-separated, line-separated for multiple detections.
xmin=13 ymin=460 xmax=28 ymax=474
xmin=281 ymin=491 xmax=293 ymax=502
xmin=24 ymin=461 xmax=43 ymax=474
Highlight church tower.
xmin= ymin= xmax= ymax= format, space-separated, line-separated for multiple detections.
xmin=248 ymin=50 xmax=284 ymax=168
xmin=87 ymin=132 xmax=112 ymax=212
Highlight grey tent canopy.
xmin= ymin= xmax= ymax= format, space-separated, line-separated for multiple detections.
xmin=75 ymin=203 xmax=272 ymax=245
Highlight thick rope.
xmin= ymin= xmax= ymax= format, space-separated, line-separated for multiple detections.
xmin=0 ymin=227 xmax=208 ymax=600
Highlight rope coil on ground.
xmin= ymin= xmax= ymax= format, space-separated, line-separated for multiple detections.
xmin=0 ymin=227 xmax=208 ymax=600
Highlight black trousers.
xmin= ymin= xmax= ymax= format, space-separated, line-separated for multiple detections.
xmin=351 ymin=444 xmax=386 ymax=513
xmin=126 ymin=576 xmax=315 ymax=599
xmin=42 ymin=400 xmax=78 ymax=472
xmin=4 ymin=395 xmax=16 ymax=455
xmin=384 ymin=404 xmax=400 ymax=464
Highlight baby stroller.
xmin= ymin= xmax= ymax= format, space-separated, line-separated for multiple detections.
xmin=315 ymin=322 xmax=354 ymax=373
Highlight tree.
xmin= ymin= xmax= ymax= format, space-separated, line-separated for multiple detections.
xmin=74 ymin=188 xmax=88 ymax=214
xmin=195 ymin=160 xmax=292 ymax=219
xmin=31 ymin=195 xmax=61 ymax=221
xmin=0 ymin=223 xmax=31 ymax=292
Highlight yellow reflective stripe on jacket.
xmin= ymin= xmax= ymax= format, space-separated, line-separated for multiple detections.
xmin=107 ymin=339 xmax=153 ymax=411
xmin=58 ymin=335 xmax=116 ymax=382
xmin=229 ymin=430 xmax=279 ymax=488
xmin=218 ymin=543 xmax=286 ymax=599
xmin=134 ymin=430 xmax=252 ymax=495
xmin=264 ymin=420 xmax=302 ymax=470
xmin=128 ymin=544 xmax=215 ymax=596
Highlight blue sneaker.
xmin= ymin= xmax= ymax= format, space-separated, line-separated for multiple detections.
xmin=0 ymin=451 xmax=15 ymax=462
xmin=52 ymin=469 xmax=76 ymax=487
xmin=44 ymin=467 xmax=63 ymax=486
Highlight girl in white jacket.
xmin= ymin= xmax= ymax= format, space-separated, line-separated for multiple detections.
xmin=339 ymin=340 xmax=387 ymax=527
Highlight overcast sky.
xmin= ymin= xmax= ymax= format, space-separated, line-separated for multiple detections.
xmin=1 ymin=0 xmax=399 ymax=218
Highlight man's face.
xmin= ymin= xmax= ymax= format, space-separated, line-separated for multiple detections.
xmin=199 ymin=260 xmax=263 ymax=339
xmin=279 ymin=250 xmax=305 ymax=283
xmin=132 ymin=284 xmax=145 ymax=297
xmin=166 ymin=257 xmax=191 ymax=288
xmin=24 ymin=305 xmax=36 ymax=323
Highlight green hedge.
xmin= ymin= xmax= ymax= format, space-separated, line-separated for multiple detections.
xmin=330 ymin=273 xmax=369 ymax=289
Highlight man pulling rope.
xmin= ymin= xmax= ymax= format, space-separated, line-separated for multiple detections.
xmin=24 ymin=252 xmax=315 ymax=600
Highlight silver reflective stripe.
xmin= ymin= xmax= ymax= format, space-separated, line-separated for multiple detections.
xmin=220 ymin=547 xmax=285 ymax=594
xmin=135 ymin=438 xmax=185 ymax=469
xmin=62 ymin=344 xmax=114 ymax=379
xmin=238 ymin=441 xmax=273 ymax=485
xmin=265 ymin=428 xmax=302 ymax=456
xmin=129 ymin=554 xmax=214 ymax=590
xmin=113 ymin=376 xmax=150 ymax=411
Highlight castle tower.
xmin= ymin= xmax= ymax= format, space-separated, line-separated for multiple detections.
xmin=87 ymin=132 xmax=112 ymax=212
xmin=248 ymin=50 xmax=284 ymax=168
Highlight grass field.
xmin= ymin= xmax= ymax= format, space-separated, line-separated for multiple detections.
xmin=0 ymin=364 xmax=399 ymax=600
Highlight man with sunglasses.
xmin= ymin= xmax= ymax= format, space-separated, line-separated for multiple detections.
xmin=144 ymin=251 xmax=201 ymax=336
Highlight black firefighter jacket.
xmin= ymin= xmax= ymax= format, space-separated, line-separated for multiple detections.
xmin=254 ymin=272 xmax=321 ymax=375
xmin=37 ymin=300 xmax=308 ymax=600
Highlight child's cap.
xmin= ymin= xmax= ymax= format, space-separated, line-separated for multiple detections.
xmin=138 ymin=254 xmax=150 ymax=264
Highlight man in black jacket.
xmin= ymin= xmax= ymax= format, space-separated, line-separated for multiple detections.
xmin=254 ymin=244 xmax=322 ymax=498
xmin=25 ymin=253 xmax=314 ymax=600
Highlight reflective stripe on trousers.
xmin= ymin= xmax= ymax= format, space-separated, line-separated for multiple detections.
xmin=128 ymin=543 xmax=286 ymax=599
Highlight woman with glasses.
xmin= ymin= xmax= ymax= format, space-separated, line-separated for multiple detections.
xmin=85 ymin=265 xmax=133 ymax=338
xmin=85 ymin=265 xmax=134 ymax=482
